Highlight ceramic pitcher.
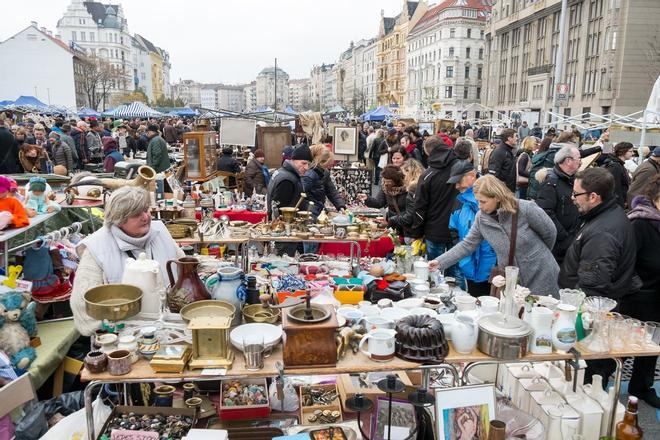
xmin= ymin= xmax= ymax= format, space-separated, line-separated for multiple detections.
xmin=552 ymin=303 xmax=577 ymax=353
xmin=205 ymin=266 xmax=244 ymax=326
xmin=122 ymin=252 xmax=162 ymax=318
xmin=166 ymin=257 xmax=211 ymax=313
xmin=529 ymin=306 xmax=554 ymax=354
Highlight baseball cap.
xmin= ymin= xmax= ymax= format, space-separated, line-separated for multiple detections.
xmin=447 ymin=160 xmax=476 ymax=184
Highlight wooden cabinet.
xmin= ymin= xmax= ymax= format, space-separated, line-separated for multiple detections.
xmin=182 ymin=131 xmax=218 ymax=180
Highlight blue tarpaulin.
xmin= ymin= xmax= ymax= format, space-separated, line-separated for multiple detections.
xmin=12 ymin=95 xmax=50 ymax=110
xmin=77 ymin=107 xmax=101 ymax=118
xmin=362 ymin=105 xmax=396 ymax=121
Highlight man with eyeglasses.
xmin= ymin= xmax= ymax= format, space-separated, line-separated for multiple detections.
xmin=559 ymin=167 xmax=642 ymax=389
xmin=535 ymin=145 xmax=582 ymax=263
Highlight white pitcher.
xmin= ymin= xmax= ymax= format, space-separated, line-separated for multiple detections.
xmin=452 ymin=313 xmax=478 ymax=354
xmin=552 ymin=303 xmax=577 ymax=353
xmin=122 ymin=252 xmax=163 ymax=318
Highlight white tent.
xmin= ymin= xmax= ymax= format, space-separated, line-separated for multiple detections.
xmin=107 ymin=101 xmax=162 ymax=118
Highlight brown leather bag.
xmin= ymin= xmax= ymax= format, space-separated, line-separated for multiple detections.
xmin=489 ymin=203 xmax=518 ymax=297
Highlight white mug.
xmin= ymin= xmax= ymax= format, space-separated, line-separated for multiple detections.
xmin=360 ymin=315 xmax=395 ymax=331
xmin=478 ymin=296 xmax=500 ymax=314
xmin=453 ymin=295 xmax=477 ymax=311
xmin=413 ymin=260 xmax=429 ymax=281
xmin=377 ymin=298 xmax=393 ymax=309
xmin=359 ymin=329 xmax=396 ymax=362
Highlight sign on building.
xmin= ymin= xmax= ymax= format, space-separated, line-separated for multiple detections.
xmin=554 ymin=83 xmax=569 ymax=107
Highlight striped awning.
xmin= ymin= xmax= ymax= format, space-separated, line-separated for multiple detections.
xmin=107 ymin=101 xmax=162 ymax=118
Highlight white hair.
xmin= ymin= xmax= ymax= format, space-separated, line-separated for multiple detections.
xmin=554 ymin=145 xmax=579 ymax=165
xmin=104 ymin=186 xmax=150 ymax=226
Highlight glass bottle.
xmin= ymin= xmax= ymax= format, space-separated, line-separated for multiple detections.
xmin=616 ymin=396 xmax=643 ymax=439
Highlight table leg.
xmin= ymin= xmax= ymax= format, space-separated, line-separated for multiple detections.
xmin=84 ymin=380 xmax=104 ymax=440
xmin=52 ymin=361 xmax=65 ymax=396
xmin=2 ymin=241 xmax=7 ymax=274
xmin=608 ymin=357 xmax=624 ymax=436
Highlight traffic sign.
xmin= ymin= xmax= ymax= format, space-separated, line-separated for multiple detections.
xmin=554 ymin=83 xmax=569 ymax=107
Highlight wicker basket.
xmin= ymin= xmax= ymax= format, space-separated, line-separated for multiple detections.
xmin=166 ymin=223 xmax=193 ymax=239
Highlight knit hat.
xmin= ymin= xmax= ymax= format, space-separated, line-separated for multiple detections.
xmin=291 ymin=145 xmax=312 ymax=161
xmin=0 ymin=176 xmax=12 ymax=193
xmin=113 ymin=120 xmax=123 ymax=128
xmin=254 ymin=149 xmax=265 ymax=158
xmin=28 ymin=176 xmax=47 ymax=193
xmin=652 ymin=146 xmax=660 ymax=157
xmin=387 ymin=128 xmax=397 ymax=136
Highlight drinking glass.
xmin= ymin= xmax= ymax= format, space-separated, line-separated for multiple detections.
xmin=643 ymin=321 xmax=660 ymax=347
xmin=243 ymin=334 xmax=265 ymax=371
xmin=625 ymin=318 xmax=644 ymax=351
xmin=608 ymin=318 xmax=627 ymax=351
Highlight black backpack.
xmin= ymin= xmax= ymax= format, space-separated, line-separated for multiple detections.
xmin=528 ymin=149 xmax=557 ymax=200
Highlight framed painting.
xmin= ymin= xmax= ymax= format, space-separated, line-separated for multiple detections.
xmin=435 ymin=384 xmax=496 ymax=440
xmin=333 ymin=126 xmax=358 ymax=155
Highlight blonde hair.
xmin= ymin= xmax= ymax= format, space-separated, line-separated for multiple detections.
xmin=521 ymin=136 xmax=537 ymax=153
xmin=473 ymin=175 xmax=518 ymax=213
xmin=400 ymin=159 xmax=424 ymax=191
xmin=310 ymin=144 xmax=334 ymax=169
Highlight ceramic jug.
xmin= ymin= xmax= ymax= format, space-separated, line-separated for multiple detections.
xmin=205 ymin=266 xmax=244 ymax=327
xmin=529 ymin=306 xmax=554 ymax=354
xmin=552 ymin=303 xmax=577 ymax=353
xmin=452 ymin=313 xmax=478 ymax=354
xmin=122 ymin=252 xmax=163 ymax=318
xmin=166 ymin=257 xmax=211 ymax=313
xmin=583 ymin=375 xmax=624 ymax=437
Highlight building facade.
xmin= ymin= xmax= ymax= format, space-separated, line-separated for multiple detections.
xmin=217 ymin=85 xmax=245 ymax=112
xmin=376 ymin=1 xmax=428 ymax=109
xmin=309 ymin=64 xmax=333 ymax=111
xmin=57 ymin=0 xmax=134 ymax=105
xmin=406 ymin=0 xmax=490 ymax=119
xmin=243 ymin=81 xmax=257 ymax=112
xmin=256 ymin=67 xmax=289 ymax=110
xmin=482 ymin=0 xmax=660 ymax=125
xmin=289 ymin=78 xmax=310 ymax=111
xmin=131 ymin=35 xmax=153 ymax=100
xmin=352 ymin=38 xmax=379 ymax=113
xmin=0 ymin=24 xmax=82 ymax=109
xmin=336 ymin=44 xmax=355 ymax=111
xmin=200 ymin=87 xmax=217 ymax=109
xmin=133 ymin=34 xmax=167 ymax=102
xmin=171 ymin=79 xmax=201 ymax=107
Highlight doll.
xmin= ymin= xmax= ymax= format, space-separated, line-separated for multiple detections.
xmin=0 ymin=176 xmax=28 ymax=229
xmin=24 ymin=177 xmax=61 ymax=217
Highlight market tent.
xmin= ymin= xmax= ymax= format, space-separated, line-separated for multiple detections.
xmin=254 ymin=106 xmax=274 ymax=113
xmin=101 ymin=107 xmax=116 ymax=117
xmin=325 ymin=105 xmax=346 ymax=114
xmin=107 ymin=101 xmax=162 ymax=118
xmin=0 ymin=100 xmax=13 ymax=108
xmin=78 ymin=107 xmax=101 ymax=118
xmin=363 ymin=105 xmax=396 ymax=121
xmin=12 ymin=95 xmax=50 ymax=111
xmin=284 ymin=105 xmax=298 ymax=115
xmin=174 ymin=106 xmax=198 ymax=117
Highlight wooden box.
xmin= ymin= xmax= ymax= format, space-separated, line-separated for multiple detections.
xmin=256 ymin=126 xmax=292 ymax=169
xmin=182 ymin=131 xmax=218 ymax=180
xmin=149 ymin=344 xmax=191 ymax=373
xmin=281 ymin=304 xmax=338 ymax=368
xmin=299 ymin=383 xmax=343 ymax=426
xmin=336 ymin=371 xmax=416 ymax=408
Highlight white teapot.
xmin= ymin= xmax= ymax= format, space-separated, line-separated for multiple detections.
xmin=122 ymin=252 xmax=163 ymax=318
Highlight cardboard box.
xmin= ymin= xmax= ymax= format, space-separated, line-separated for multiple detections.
xmin=299 ymin=383 xmax=342 ymax=425
xmin=97 ymin=405 xmax=196 ymax=440
xmin=336 ymin=371 xmax=417 ymax=409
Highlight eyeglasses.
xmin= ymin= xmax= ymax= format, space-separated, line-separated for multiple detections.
xmin=571 ymin=191 xmax=590 ymax=198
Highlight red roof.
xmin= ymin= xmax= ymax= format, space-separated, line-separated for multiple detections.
xmin=411 ymin=0 xmax=492 ymax=34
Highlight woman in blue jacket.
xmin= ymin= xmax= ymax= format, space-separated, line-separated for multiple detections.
xmin=447 ymin=160 xmax=497 ymax=296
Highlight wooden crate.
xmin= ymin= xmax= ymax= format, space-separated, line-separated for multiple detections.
xmin=299 ymin=383 xmax=343 ymax=425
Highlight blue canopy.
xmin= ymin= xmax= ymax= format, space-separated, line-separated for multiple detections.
xmin=78 ymin=107 xmax=101 ymax=118
xmin=174 ymin=106 xmax=198 ymax=117
xmin=107 ymin=102 xmax=162 ymax=118
xmin=12 ymin=95 xmax=50 ymax=111
xmin=0 ymin=100 xmax=13 ymax=107
xmin=362 ymin=105 xmax=396 ymax=121
xmin=284 ymin=105 xmax=298 ymax=115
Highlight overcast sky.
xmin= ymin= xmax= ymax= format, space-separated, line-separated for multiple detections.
xmin=1 ymin=0 xmax=406 ymax=84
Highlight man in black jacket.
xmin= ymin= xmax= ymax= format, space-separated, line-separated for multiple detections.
xmin=535 ymin=145 xmax=582 ymax=263
xmin=559 ymin=167 xmax=641 ymax=388
xmin=412 ymin=136 xmax=464 ymax=286
xmin=488 ymin=128 xmax=518 ymax=192
xmin=267 ymin=144 xmax=312 ymax=256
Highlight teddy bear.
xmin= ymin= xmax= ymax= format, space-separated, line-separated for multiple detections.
xmin=0 ymin=291 xmax=37 ymax=370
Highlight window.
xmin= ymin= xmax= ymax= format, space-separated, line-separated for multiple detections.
xmin=27 ymin=33 xmax=37 ymax=41
xmin=450 ymin=28 xmax=455 ymax=38
xmin=479 ymin=48 xmax=484 ymax=59
xmin=71 ymin=31 xmax=77 ymax=41
xmin=465 ymin=66 xmax=470 ymax=78
xmin=445 ymin=86 xmax=453 ymax=98
xmin=476 ymin=87 xmax=481 ymax=99
xmin=467 ymin=29 xmax=472 ymax=38
xmin=80 ymin=32 xmax=86 ymax=41
xmin=446 ymin=66 xmax=454 ymax=78
xmin=480 ymin=30 xmax=485 ymax=39
xmin=466 ymin=47 xmax=471 ymax=58
xmin=477 ymin=66 xmax=483 ymax=79
xmin=463 ymin=87 xmax=469 ymax=99
xmin=90 ymin=32 xmax=95 ymax=42
xmin=449 ymin=47 xmax=454 ymax=57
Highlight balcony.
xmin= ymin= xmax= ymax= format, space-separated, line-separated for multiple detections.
xmin=527 ymin=64 xmax=553 ymax=75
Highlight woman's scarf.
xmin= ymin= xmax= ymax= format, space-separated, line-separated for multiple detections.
xmin=628 ymin=195 xmax=660 ymax=233
xmin=382 ymin=183 xmax=407 ymax=197
xmin=110 ymin=224 xmax=156 ymax=255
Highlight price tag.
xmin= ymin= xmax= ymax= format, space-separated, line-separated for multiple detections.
xmin=200 ymin=368 xmax=227 ymax=376
xmin=110 ymin=429 xmax=159 ymax=440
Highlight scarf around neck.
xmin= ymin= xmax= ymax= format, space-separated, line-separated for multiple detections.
xmin=110 ymin=224 xmax=156 ymax=255
xmin=628 ymin=196 xmax=660 ymax=232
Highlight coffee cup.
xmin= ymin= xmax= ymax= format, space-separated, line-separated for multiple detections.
xmin=413 ymin=260 xmax=429 ymax=281
xmin=359 ymin=329 xmax=396 ymax=362
xmin=360 ymin=315 xmax=395 ymax=331
xmin=478 ymin=296 xmax=500 ymax=314
xmin=453 ymin=295 xmax=477 ymax=311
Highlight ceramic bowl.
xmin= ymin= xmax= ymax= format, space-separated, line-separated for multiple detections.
xmin=409 ymin=307 xmax=438 ymax=318
xmin=395 ymin=298 xmax=423 ymax=310
xmin=107 ymin=349 xmax=132 ymax=376
xmin=230 ymin=323 xmax=282 ymax=351
xmin=84 ymin=350 xmax=107 ymax=374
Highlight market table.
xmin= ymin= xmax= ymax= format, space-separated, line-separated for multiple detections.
xmin=0 ymin=211 xmax=58 ymax=272
xmin=319 ymin=236 xmax=394 ymax=258
xmin=29 ymin=319 xmax=80 ymax=390
xmin=212 ymin=209 xmax=266 ymax=224
xmin=81 ymin=342 xmax=660 ymax=440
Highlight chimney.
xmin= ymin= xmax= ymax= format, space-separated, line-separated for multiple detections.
xmin=31 ymin=21 xmax=38 ymax=28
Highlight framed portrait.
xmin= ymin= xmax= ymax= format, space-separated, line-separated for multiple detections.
xmin=418 ymin=121 xmax=435 ymax=136
xmin=435 ymin=384 xmax=496 ymax=440
xmin=370 ymin=397 xmax=416 ymax=440
xmin=333 ymin=126 xmax=358 ymax=155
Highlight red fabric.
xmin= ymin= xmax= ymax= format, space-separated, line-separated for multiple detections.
xmin=213 ymin=209 xmax=267 ymax=224
xmin=318 ymin=236 xmax=394 ymax=258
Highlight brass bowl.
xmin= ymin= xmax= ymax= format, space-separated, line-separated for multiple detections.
xmin=279 ymin=207 xmax=298 ymax=223
xmin=84 ymin=284 xmax=143 ymax=321
xmin=242 ymin=304 xmax=281 ymax=324
xmin=296 ymin=211 xmax=312 ymax=221
xmin=179 ymin=300 xmax=236 ymax=323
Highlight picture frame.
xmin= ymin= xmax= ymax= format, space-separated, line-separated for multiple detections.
xmin=418 ymin=121 xmax=435 ymax=136
xmin=435 ymin=384 xmax=496 ymax=440
xmin=370 ymin=397 xmax=416 ymax=440
xmin=333 ymin=126 xmax=358 ymax=155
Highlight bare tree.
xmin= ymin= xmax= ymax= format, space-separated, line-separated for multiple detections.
xmin=77 ymin=54 xmax=123 ymax=110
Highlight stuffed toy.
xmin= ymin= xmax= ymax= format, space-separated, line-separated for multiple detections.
xmin=0 ymin=176 xmax=28 ymax=229
xmin=24 ymin=176 xmax=61 ymax=217
xmin=0 ymin=291 xmax=37 ymax=370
